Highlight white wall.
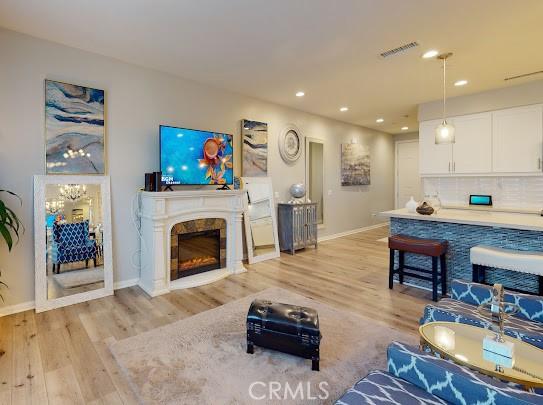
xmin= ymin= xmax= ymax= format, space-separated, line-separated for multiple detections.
xmin=418 ymin=79 xmax=543 ymax=121
xmin=0 ymin=28 xmax=394 ymax=311
xmin=393 ymin=131 xmax=419 ymax=142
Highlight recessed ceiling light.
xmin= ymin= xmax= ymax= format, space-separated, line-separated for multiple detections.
xmin=454 ymin=79 xmax=468 ymax=86
xmin=376 ymin=118 xmax=384 ymax=123
xmin=340 ymin=107 xmax=349 ymax=112
xmin=401 ymin=126 xmax=409 ymax=131
xmin=422 ymin=50 xmax=439 ymax=59
xmin=295 ymin=91 xmax=305 ymax=97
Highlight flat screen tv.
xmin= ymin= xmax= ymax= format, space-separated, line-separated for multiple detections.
xmin=160 ymin=125 xmax=234 ymax=186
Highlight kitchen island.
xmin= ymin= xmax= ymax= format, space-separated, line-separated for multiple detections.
xmin=380 ymin=208 xmax=543 ymax=294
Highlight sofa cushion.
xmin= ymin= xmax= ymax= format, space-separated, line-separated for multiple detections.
xmin=421 ymin=298 xmax=543 ymax=349
xmin=387 ymin=342 xmax=542 ymax=405
xmin=335 ymin=370 xmax=446 ymax=405
xmin=451 ymin=279 xmax=543 ymax=323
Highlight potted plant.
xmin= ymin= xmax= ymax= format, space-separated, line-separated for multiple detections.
xmin=0 ymin=189 xmax=23 ymax=302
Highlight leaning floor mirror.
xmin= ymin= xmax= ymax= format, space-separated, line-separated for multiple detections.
xmin=242 ymin=177 xmax=280 ymax=264
xmin=34 ymin=175 xmax=113 ymax=312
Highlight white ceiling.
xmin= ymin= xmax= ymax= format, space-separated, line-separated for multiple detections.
xmin=1 ymin=0 xmax=542 ymax=134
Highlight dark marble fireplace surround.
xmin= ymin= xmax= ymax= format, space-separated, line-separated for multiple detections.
xmin=170 ymin=218 xmax=227 ymax=280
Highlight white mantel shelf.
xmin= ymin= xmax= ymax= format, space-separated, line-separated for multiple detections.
xmin=380 ymin=208 xmax=543 ymax=232
xmin=138 ymin=189 xmax=247 ymax=297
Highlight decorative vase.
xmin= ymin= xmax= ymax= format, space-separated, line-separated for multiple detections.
xmin=416 ymin=201 xmax=434 ymax=215
xmin=233 ymin=176 xmax=241 ymax=190
xmin=425 ymin=193 xmax=442 ymax=213
xmin=405 ymin=197 xmax=418 ymax=213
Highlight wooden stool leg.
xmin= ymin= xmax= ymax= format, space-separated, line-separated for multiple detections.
xmin=432 ymin=256 xmax=438 ymax=302
xmin=388 ymin=249 xmax=395 ymax=290
xmin=440 ymin=254 xmax=447 ymax=297
xmin=399 ymin=251 xmax=405 ymax=285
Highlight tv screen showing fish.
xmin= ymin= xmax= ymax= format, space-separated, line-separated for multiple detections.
xmin=160 ymin=125 xmax=233 ymax=186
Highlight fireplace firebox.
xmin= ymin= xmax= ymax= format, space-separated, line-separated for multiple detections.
xmin=170 ymin=218 xmax=227 ymax=281
xmin=174 ymin=229 xmax=220 ymax=279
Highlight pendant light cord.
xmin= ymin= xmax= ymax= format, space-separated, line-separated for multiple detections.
xmin=442 ymin=56 xmax=446 ymax=123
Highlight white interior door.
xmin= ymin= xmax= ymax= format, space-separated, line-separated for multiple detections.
xmin=396 ymin=140 xmax=422 ymax=208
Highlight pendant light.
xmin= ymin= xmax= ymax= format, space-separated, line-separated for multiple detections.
xmin=435 ymin=52 xmax=455 ymax=144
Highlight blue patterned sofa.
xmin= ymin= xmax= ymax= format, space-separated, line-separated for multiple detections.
xmin=51 ymin=220 xmax=97 ymax=273
xmin=420 ymin=280 xmax=543 ymax=349
xmin=336 ymin=342 xmax=542 ymax=404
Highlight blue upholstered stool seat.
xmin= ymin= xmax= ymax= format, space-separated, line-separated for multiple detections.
xmin=335 ymin=370 xmax=446 ymax=405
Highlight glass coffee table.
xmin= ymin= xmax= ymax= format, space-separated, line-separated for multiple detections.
xmin=419 ymin=321 xmax=543 ymax=390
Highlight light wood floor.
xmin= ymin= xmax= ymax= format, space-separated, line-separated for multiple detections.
xmin=0 ymin=226 xmax=431 ymax=404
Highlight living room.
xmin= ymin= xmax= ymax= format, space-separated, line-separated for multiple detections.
xmin=0 ymin=1 xmax=543 ymax=404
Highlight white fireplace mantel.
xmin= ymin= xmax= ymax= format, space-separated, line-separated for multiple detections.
xmin=139 ymin=189 xmax=247 ymax=296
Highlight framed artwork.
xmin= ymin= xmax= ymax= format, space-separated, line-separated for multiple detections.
xmin=45 ymin=80 xmax=105 ymax=174
xmin=242 ymin=119 xmax=268 ymax=176
xmin=341 ymin=143 xmax=370 ymax=186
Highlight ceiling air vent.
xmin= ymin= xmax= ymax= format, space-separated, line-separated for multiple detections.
xmin=504 ymin=70 xmax=543 ymax=81
xmin=380 ymin=41 xmax=419 ymax=58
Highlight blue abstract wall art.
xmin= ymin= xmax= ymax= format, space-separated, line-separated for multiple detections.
xmin=45 ymin=80 xmax=105 ymax=174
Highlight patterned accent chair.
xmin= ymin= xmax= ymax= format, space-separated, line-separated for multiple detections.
xmin=51 ymin=220 xmax=97 ymax=273
xmin=336 ymin=342 xmax=542 ymax=404
xmin=420 ymin=279 xmax=543 ymax=349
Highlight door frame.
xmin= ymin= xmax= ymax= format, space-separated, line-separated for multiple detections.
xmin=305 ymin=137 xmax=325 ymax=227
xmin=395 ymin=139 xmax=419 ymax=209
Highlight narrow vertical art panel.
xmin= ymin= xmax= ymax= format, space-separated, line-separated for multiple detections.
xmin=242 ymin=119 xmax=268 ymax=177
xmin=341 ymin=143 xmax=370 ymax=186
xmin=45 ymin=80 xmax=105 ymax=174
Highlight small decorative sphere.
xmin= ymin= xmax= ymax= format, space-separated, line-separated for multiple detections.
xmin=289 ymin=183 xmax=306 ymax=199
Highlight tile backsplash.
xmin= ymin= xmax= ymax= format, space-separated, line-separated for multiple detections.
xmin=422 ymin=176 xmax=543 ymax=210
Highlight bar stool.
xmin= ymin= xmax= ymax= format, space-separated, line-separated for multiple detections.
xmin=388 ymin=234 xmax=448 ymax=302
xmin=470 ymin=245 xmax=543 ymax=295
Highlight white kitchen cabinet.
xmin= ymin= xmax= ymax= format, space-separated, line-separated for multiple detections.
xmin=419 ymin=104 xmax=543 ymax=176
xmin=492 ymin=105 xmax=543 ymax=174
xmin=451 ymin=112 xmax=492 ymax=174
xmin=419 ymin=119 xmax=453 ymax=175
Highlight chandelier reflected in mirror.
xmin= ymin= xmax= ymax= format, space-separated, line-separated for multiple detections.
xmin=45 ymin=199 xmax=64 ymax=214
xmin=59 ymin=184 xmax=87 ymax=202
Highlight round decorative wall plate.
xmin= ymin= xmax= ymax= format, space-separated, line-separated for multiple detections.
xmin=279 ymin=124 xmax=303 ymax=163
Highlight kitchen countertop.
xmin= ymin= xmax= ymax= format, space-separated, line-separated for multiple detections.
xmin=380 ymin=208 xmax=543 ymax=232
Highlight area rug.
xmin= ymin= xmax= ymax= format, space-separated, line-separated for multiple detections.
xmin=53 ymin=267 xmax=104 ymax=289
xmin=110 ymin=287 xmax=416 ymax=404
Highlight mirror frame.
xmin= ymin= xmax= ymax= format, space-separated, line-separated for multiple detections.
xmin=242 ymin=177 xmax=280 ymax=264
xmin=33 ymin=175 xmax=114 ymax=312
xmin=305 ymin=137 xmax=325 ymax=226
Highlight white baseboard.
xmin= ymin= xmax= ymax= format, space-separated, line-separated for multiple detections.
xmin=317 ymin=222 xmax=388 ymax=243
xmin=0 ymin=277 xmax=141 ymax=317
xmin=113 ymin=277 xmax=139 ymax=290
xmin=0 ymin=300 xmax=35 ymax=317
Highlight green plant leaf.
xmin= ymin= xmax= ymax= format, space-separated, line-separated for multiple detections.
xmin=0 ymin=189 xmax=22 ymax=205
xmin=0 ymin=190 xmax=24 ymax=250
xmin=5 ymin=206 xmax=23 ymax=234
xmin=0 ymin=222 xmax=13 ymax=251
